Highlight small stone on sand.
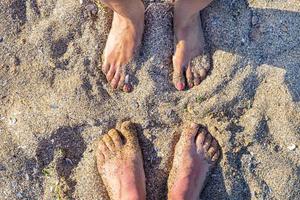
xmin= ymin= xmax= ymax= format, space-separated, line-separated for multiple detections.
xmin=287 ymin=144 xmax=296 ymax=151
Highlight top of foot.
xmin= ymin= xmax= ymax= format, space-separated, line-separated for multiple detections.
xmin=168 ymin=122 xmax=220 ymax=200
xmin=96 ymin=121 xmax=146 ymax=200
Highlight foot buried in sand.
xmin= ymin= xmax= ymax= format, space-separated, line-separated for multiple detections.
xmin=173 ymin=6 xmax=211 ymax=91
xmin=100 ymin=1 xmax=144 ymax=92
xmin=168 ymin=122 xmax=220 ymax=200
xmin=96 ymin=121 xmax=146 ymax=200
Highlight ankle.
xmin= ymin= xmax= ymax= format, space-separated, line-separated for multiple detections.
xmin=174 ymin=12 xmax=199 ymax=31
xmin=122 ymin=193 xmax=145 ymax=200
xmin=120 ymin=172 xmax=146 ymax=200
xmin=110 ymin=1 xmax=144 ymax=24
xmin=168 ymin=174 xmax=200 ymax=200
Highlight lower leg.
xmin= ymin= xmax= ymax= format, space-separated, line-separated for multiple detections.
xmin=100 ymin=0 xmax=144 ymax=22
xmin=174 ymin=0 xmax=213 ymax=23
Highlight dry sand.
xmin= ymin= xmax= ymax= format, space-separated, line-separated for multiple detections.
xmin=0 ymin=0 xmax=300 ymax=199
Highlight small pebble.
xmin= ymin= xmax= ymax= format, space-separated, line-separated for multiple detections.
xmin=9 ymin=118 xmax=17 ymax=125
xmin=14 ymin=56 xmax=20 ymax=66
xmin=83 ymin=57 xmax=91 ymax=66
xmin=252 ymin=15 xmax=259 ymax=25
xmin=287 ymin=144 xmax=296 ymax=151
xmin=85 ymin=3 xmax=98 ymax=15
xmin=25 ymin=174 xmax=30 ymax=181
xmin=125 ymin=74 xmax=130 ymax=84
xmin=16 ymin=192 xmax=23 ymax=198
xmin=0 ymin=37 xmax=3 ymax=43
xmin=50 ymin=104 xmax=59 ymax=109
xmin=65 ymin=158 xmax=73 ymax=165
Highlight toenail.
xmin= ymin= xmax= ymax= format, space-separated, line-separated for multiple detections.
xmin=176 ymin=82 xmax=185 ymax=90
xmin=123 ymin=84 xmax=133 ymax=93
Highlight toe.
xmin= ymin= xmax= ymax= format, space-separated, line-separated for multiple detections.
xmin=102 ymin=60 xmax=110 ymax=75
xmin=186 ymin=64 xmax=194 ymax=89
xmin=103 ymin=134 xmax=115 ymax=151
xmin=120 ymin=121 xmax=138 ymax=146
xmin=203 ymin=132 xmax=212 ymax=151
xmin=111 ymin=68 xmax=121 ymax=89
xmin=212 ymin=150 xmax=220 ymax=162
xmin=198 ymin=67 xmax=207 ymax=82
xmin=118 ymin=73 xmax=125 ymax=90
xmin=207 ymin=144 xmax=217 ymax=160
xmin=96 ymin=152 xmax=105 ymax=166
xmin=108 ymin=129 xmax=123 ymax=148
xmin=98 ymin=140 xmax=110 ymax=159
xmin=196 ymin=128 xmax=207 ymax=151
xmin=106 ymin=65 xmax=116 ymax=82
xmin=182 ymin=122 xmax=199 ymax=142
xmin=193 ymin=71 xmax=201 ymax=86
xmin=172 ymin=56 xmax=186 ymax=91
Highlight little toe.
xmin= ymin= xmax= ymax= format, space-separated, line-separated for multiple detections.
xmin=98 ymin=140 xmax=110 ymax=159
xmin=212 ymin=150 xmax=220 ymax=162
xmin=102 ymin=60 xmax=110 ymax=75
xmin=193 ymin=72 xmax=201 ymax=86
xmin=111 ymin=68 xmax=121 ymax=89
xmin=207 ymin=144 xmax=217 ymax=160
xmin=96 ymin=151 xmax=105 ymax=164
xmin=203 ymin=132 xmax=212 ymax=151
xmin=198 ymin=67 xmax=207 ymax=82
xmin=186 ymin=64 xmax=194 ymax=89
xmin=102 ymin=134 xmax=115 ymax=152
xmin=108 ymin=129 xmax=123 ymax=148
xmin=120 ymin=121 xmax=139 ymax=146
xmin=106 ymin=65 xmax=116 ymax=82
xmin=96 ymin=151 xmax=105 ymax=170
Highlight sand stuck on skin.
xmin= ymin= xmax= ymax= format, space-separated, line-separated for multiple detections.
xmin=0 ymin=0 xmax=299 ymax=199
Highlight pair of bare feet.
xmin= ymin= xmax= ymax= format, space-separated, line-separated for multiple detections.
xmin=96 ymin=121 xmax=220 ymax=200
xmin=100 ymin=0 xmax=213 ymax=92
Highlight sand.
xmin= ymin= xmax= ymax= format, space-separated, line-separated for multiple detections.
xmin=0 ymin=0 xmax=299 ymax=199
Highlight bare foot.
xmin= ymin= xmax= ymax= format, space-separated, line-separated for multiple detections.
xmin=168 ymin=123 xmax=220 ymax=200
xmin=101 ymin=2 xmax=144 ymax=92
xmin=173 ymin=11 xmax=211 ymax=91
xmin=96 ymin=121 xmax=146 ymax=200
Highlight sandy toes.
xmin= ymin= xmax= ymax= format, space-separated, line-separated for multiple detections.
xmin=96 ymin=121 xmax=146 ymax=200
xmin=168 ymin=122 xmax=220 ymax=200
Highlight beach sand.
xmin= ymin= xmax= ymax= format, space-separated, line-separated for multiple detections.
xmin=0 ymin=0 xmax=299 ymax=199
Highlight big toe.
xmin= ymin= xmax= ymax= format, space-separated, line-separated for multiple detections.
xmin=172 ymin=56 xmax=186 ymax=91
xmin=182 ymin=122 xmax=199 ymax=142
xmin=120 ymin=121 xmax=139 ymax=146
